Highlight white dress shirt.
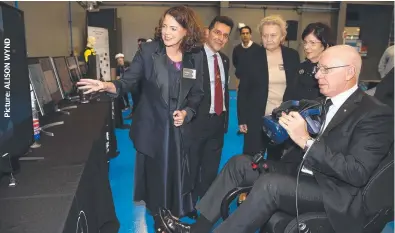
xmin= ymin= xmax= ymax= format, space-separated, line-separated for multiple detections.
xmin=241 ymin=40 xmax=253 ymax=49
xmin=204 ymin=44 xmax=226 ymax=114
xmin=301 ymin=85 xmax=359 ymax=175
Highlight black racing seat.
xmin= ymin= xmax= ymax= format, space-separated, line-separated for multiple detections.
xmin=221 ymin=144 xmax=394 ymax=233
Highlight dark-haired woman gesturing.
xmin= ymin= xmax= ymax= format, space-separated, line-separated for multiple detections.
xmin=78 ymin=6 xmax=205 ymax=217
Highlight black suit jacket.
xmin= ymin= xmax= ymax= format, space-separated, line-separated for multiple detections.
xmin=112 ymin=41 xmax=204 ymax=158
xmin=191 ymin=48 xmax=230 ymax=133
xmin=374 ymin=68 xmax=394 ymax=110
xmin=237 ymin=45 xmax=300 ymax=126
xmin=304 ymin=89 xmax=394 ymax=233
xmin=283 ymin=59 xmax=323 ymax=101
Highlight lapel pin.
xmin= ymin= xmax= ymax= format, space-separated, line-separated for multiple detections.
xmin=344 ymin=109 xmax=347 ymax=112
xmin=299 ymin=69 xmax=304 ymax=74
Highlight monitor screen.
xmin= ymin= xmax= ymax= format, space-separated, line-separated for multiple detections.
xmin=38 ymin=58 xmax=63 ymax=104
xmin=79 ymin=62 xmax=87 ymax=76
xmin=28 ymin=63 xmax=52 ymax=116
xmin=66 ymin=56 xmax=82 ymax=83
xmin=69 ymin=68 xmax=80 ymax=83
xmin=67 ymin=56 xmax=78 ymax=68
xmin=0 ymin=3 xmax=33 ymax=158
xmin=52 ymin=57 xmax=73 ymax=96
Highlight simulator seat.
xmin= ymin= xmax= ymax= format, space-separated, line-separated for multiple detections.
xmin=220 ymin=144 xmax=394 ymax=233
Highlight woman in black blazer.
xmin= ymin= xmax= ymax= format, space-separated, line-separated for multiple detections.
xmin=237 ymin=15 xmax=300 ymax=160
xmin=78 ymin=6 xmax=204 ymax=217
xmin=283 ymin=22 xmax=334 ymax=102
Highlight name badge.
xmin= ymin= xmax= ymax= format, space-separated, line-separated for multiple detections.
xmin=183 ymin=68 xmax=196 ymax=79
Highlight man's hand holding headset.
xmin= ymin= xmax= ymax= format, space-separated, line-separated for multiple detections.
xmin=278 ymin=111 xmax=311 ymax=149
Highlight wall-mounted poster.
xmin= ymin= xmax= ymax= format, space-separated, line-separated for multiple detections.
xmin=87 ymin=26 xmax=111 ymax=81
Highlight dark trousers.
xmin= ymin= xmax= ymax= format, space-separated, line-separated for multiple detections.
xmin=190 ymin=113 xmax=225 ymax=204
xmin=243 ymin=123 xmax=284 ymax=160
xmin=195 ymin=155 xmax=325 ymax=233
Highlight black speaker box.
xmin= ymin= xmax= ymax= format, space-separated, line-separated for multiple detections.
xmin=286 ymin=20 xmax=299 ymax=41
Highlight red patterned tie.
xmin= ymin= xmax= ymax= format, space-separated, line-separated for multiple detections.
xmin=213 ymin=54 xmax=223 ymax=115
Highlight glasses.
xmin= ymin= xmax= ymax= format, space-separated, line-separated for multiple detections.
xmin=212 ymin=29 xmax=229 ymax=40
xmin=301 ymin=41 xmax=321 ymax=47
xmin=313 ymin=65 xmax=350 ymax=75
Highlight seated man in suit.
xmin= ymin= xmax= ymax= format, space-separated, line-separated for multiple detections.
xmin=158 ymin=45 xmax=394 ymax=233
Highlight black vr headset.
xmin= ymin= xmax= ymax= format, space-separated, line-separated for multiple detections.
xmin=262 ymin=100 xmax=324 ymax=145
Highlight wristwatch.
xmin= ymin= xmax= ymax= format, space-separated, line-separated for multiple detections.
xmin=303 ymin=138 xmax=315 ymax=152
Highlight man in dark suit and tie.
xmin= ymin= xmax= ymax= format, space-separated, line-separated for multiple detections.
xmin=158 ymin=45 xmax=394 ymax=233
xmin=186 ymin=16 xmax=234 ymax=212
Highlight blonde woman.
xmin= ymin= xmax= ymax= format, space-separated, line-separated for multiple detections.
xmin=236 ymin=15 xmax=300 ymax=160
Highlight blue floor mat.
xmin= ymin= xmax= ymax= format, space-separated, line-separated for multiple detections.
xmin=109 ymin=91 xmax=394 ymax=233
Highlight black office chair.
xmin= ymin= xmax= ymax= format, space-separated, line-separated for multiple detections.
xmin=221 ymin=145 xmax=394 ymax=233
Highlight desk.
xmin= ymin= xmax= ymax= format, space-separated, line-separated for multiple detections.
xmin=0 ymin=95 xmax=119 ymax=233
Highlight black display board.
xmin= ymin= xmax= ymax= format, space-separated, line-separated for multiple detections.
xmin=0 ymin=3 xmax=33 ymax=170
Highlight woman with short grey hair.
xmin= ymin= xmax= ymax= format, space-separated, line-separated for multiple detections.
xmin=237 ymin=15 xmax=300 ymax=160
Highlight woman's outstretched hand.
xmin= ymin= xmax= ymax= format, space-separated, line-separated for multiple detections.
xmin=77 ymin=79 xmax=106 ymax=94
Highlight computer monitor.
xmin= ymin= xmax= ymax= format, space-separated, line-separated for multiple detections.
xmin=78 ymin=61 xmax=88 ymax=76
xmin=0 ymin=3 xmax=33 ymax=163
xmin=47 ymin=57 xmax=66 ymax=99
xmin=52 ymin=56 xmax=74 ymax=97
xmin=66 ymin=56 xmax=82 ymax=83
xmin=37 ymin=57 xmax=63 ymax=103
xmin=28 ymin=59 xmax=55 ymax=116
